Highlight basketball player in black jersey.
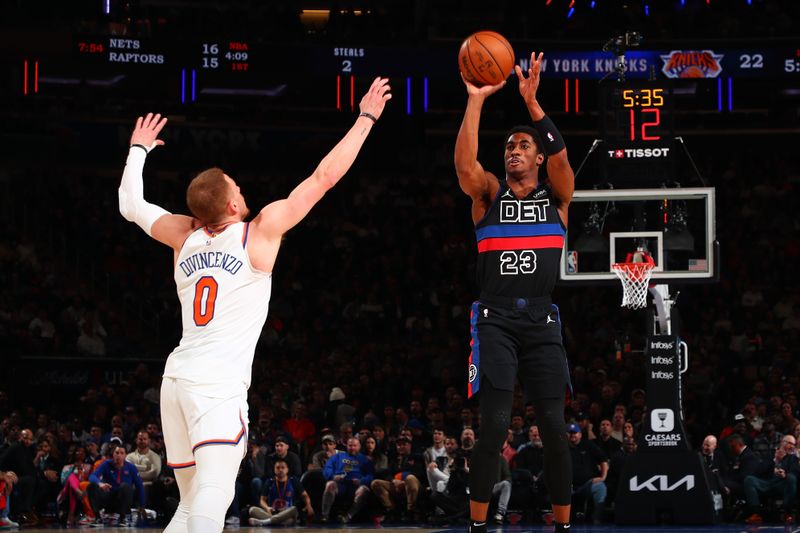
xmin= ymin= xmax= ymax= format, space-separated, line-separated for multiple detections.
xmin=455 ymin=52 xmax=575 ymax=533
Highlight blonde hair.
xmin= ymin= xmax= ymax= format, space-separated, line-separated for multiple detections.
xmin=186 ymin=167 xmax=231 ymax=223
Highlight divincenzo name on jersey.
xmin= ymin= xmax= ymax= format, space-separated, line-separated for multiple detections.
xmin=178 ymin=251 xmax=244 ymax=277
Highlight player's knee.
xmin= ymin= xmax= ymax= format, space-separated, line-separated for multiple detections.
xmin=537 ymin=412 xmax=568 ymax=447
xmin=475 ymin=417 xmax=507 ymax=449
xmin=324 ymin=481 xmax=337 ymax=493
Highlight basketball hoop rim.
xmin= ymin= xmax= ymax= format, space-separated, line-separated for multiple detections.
xmin=611 ymin=262 xmax=656 ymax=275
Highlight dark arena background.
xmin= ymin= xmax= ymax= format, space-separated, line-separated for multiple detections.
xmin=1 ymin=1 xmax=799 ymax=532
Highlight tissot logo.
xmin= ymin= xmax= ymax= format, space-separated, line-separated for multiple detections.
xmin=650 ymin=341 xmax=675 ymax=350
xmin=629 ymin=474 xmax=695 ymax=492
xmin=608 ymin=148 xmax=671 ymax=159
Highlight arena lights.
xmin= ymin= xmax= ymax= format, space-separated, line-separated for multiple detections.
xmin=335 ymin=75 xmax=356 ymax=111
xmin=716 ymin=77 xmax=733 ymax=112
xmin=423 ymin=77 xmax=429 ymax=113
xmin=564 ymin=79 xmax=580 ymax=113
xmin=550 ymin=0 xmax=765 ymax=20
xmin=181 ymin=68 xmax=196 ymax=104
xmin=22 ymin=59 xmax=39 ymax=96
xmin=406 ymin=77 xmax=411 ymax=115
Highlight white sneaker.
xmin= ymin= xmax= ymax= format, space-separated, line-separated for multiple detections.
xmin=224 ymin=516 xmax=240 ymax=527
xmin=493 ymin=512 xmax=505 ymax=524
xmin=0 ymin=517 xmax=19 ymax=529
xmin=248 ymin=518 xmax=271 ymax=526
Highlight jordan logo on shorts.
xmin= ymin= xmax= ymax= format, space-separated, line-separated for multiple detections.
xmin=483 ymin=309 xmax=489 ymax=317
xmin=547 ymin=314 xmax=556 ymax=324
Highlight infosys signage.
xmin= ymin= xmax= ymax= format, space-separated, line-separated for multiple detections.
xmin=641 ymin=335 xmax=689 ymax=452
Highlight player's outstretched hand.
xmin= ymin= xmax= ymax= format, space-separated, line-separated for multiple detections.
xmin=461 ymin=73 xmax=506 ymax=97
xmin=358 ymin=77 xmax=392 ymax=121
xmin=130 ymin=112 xmax=168 ymax=151
xmin=515 ymin=51 xmax=544 ymax=105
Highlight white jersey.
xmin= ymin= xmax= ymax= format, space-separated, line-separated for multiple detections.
xmin=163 ymin=222 xmax=271 ymax=397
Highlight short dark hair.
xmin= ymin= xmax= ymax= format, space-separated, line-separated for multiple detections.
xmin=505 ymin=125 xmax=544 ymax=154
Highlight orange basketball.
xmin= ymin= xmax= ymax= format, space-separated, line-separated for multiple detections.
xmin=458 ymin=31 xmax=515 ymax=87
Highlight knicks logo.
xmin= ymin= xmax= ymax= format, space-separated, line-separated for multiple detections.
xmin=468 ymin=364 xmax=478 ymax=383
xmin=660 ymin=50 xmax=723 ymax=79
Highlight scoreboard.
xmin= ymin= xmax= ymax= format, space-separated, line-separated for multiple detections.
xmin=65 ymin=35 xmax=800 ymax=79
xmin=75 ymin=36 xmax=253 ymax=72
xmin=599 ymin=80 xmax=676 ymax=186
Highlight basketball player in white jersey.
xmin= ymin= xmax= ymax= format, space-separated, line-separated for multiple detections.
xmin=118 ymin=77 xmax=391 ymax=533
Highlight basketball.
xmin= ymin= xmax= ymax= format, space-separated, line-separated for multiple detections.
xmin=458 ymin=31 xmax=515 ymax=87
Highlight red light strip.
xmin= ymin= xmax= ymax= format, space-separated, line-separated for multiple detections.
xmin=564 ymin=78 xmax=569 ymax=112
xmin=350 ymin=75 xmax=355 ymax=111
xmin=336 ymin=75 xmax=341 ymax=110
xmin=23 ymin=60 xmax=28 ymax=95
xmin=34 ymin=61 xmax=39 ymax=93
xmin=574 ymin=79 xmax=579 ymax=113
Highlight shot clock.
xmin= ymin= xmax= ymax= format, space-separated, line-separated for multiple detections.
xmin=600 ymin=81 xmax=676 ymax=186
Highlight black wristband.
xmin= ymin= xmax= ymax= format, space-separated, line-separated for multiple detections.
xmin=130 ymin=144 xmax=149 ymax=154
xmin=358 ymin=112 xmax=377 ymax=124
xmin=533 ymin=115 xmax=566 ymax=155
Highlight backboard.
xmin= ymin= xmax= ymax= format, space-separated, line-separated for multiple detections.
xmin=561 ymin=187 xmax=717 ymax=283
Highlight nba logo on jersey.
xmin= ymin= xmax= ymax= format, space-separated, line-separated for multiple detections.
xmin=468 ymin=364 xmax=478 ymax=383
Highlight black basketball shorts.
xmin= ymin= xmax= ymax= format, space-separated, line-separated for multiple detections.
xmin=467 ymin=294 xmax=572 ymax=399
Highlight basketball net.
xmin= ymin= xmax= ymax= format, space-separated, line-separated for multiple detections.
xmin=611 ymin=250 xmax=655 ymax=309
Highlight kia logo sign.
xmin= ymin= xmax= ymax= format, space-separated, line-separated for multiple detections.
xmin=629 ymin=474 xmax=695 ymax=492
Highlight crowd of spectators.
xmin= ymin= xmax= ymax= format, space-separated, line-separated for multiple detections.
xmin=0 ymin=123 xmax=798 ymax=526
xmin=0 ymin=2 xmax=798 ymax=526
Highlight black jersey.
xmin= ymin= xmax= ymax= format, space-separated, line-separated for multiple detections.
xmin=475 ymin=180 xmax=565 ymax=298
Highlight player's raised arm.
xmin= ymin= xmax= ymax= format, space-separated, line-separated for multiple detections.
xmin=250 ymin=77 xmax=391 ymax=241
xmin=118 ymin=113 xmax=198 ymax=250
xmin=454 ymin=75 xmax=505 ymax=204
xmin=516 ymin=52 xmax=575 ymax=211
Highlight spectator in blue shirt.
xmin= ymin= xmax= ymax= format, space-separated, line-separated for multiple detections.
xmin=87 ymin=442 xmax=145 ymax=526
xmin=321 ymin=437 xmax=374 ymax=523
xmin=248 ymin=458 xmax=313 ymax=526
